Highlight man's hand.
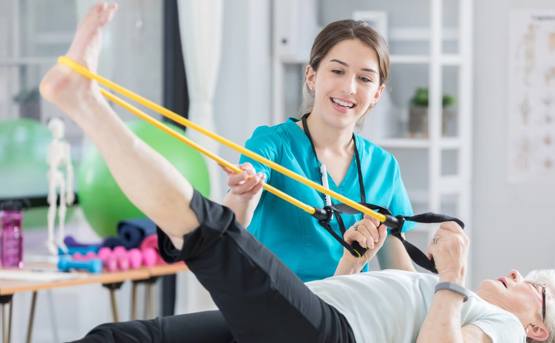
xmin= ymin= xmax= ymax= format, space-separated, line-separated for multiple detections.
xmin=222 ymin=162 xmax=265 ymax=200
xmin=426 ymin=221 xmax=469 ymax=284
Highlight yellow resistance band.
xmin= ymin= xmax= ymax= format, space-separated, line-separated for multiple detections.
xmin=57 ymin=56 xmax=386 ymax=224
xmin=102 ymin=84 xmax=315 ymax=215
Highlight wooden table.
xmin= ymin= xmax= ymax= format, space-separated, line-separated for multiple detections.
xmin=0 ymin=262 xmax=187 ymax=343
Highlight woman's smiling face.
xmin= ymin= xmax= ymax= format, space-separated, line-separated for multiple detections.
xmin=305 ymin=38 xmax=385 ymax=130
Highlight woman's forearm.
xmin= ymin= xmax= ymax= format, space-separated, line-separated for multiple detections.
xmin=334 ymin=257 xmax=364 ymax=276
xmin=222 ymin=191 xmax=261 ymax=228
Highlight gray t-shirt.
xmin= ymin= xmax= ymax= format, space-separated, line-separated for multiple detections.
xmin=306 ymin=270 xmax=526 ymax=343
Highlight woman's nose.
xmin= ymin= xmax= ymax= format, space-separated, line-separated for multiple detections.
xmin=341 ymin=75 xmax=357 ymax=95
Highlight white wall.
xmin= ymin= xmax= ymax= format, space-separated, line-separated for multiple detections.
xmin=472 ymin=0 xmax=555 ymax=286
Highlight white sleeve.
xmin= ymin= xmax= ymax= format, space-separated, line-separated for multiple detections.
xmin=470 ymin=312 xmax=526 ymax=343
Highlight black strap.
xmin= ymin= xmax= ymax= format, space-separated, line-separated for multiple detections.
xmin=331 ymin=203 xmax=464 ymax=273
xmin=299 ymin=113 xmax=464 ymax=273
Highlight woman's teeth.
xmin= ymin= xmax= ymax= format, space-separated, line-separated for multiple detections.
xmin=331 ymin=97 xmax=355 ymax=108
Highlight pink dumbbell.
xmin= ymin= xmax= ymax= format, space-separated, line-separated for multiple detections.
xmin=142 ymin=248 xmax=157 ymax=267
xmin=140 ymin=235 xmax=164 ymax=265
xmin=98 ymin=247 xmax=118 ymax=272
xmin=128 ymin=249 xmax=143 ymax=269
xmin=112 ymin=246 xmax=130 ymax=271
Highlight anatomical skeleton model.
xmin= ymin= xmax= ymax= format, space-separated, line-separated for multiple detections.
xmin=47 ymin=118 xmax=74 ymax=255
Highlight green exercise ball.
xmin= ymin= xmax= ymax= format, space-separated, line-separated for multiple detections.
xmin=0 ymin=118 xmax=76 ymax=229
xmin=78 ymin=120 xmax=211 ymax=237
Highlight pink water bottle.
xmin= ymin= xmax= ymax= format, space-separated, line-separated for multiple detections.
xmin=0 ymin=201 xmax=24 ymax=268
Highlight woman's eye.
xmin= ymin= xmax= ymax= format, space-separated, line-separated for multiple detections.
xmin=360 ymin=76 xmax=373 ymax=83
xmin=332 ymin=69 xmax=344 ymax=75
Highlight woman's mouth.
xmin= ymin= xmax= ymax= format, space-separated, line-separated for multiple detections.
xmin=330 ymin=97 xmax=356 ymax=113
xmin=331 ymin=97 xmax=355 ymax=108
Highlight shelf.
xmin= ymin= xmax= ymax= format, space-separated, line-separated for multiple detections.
xmin=373 ymin=138 xmax=429 ymax=148
xmin=390 ymin=55 xmax=429 ymax=64
xmin=279 ymin=54 xmax=309 ymax=64
xmin=441 ymin=54 xmax=463 ymax=65
xmin=390 ymin=54 xmax=463 ymax=65
xmin=34 ymin=32 xmax=73 ymax=45
xmin=0 ymin=57 xmax=58 ymax=66
xmin=278 ymin=53 xmax=463 ymax=67
xmin=389 ymin=27 xmax=458 ymax=42
xmin=372 ymin=137 xmax=461 ymax=149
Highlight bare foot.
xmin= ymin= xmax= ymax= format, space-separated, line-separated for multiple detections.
xmin=40 ymin=2 xmax=117 ymax=117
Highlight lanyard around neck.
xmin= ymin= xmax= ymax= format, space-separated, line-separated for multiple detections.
xmin=300 ymin=113 xmax=366 ymax=205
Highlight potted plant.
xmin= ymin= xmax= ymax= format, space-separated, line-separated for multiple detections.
xmin=13 ymin=87 xmax=41 ymax=120
xmin=408 ymin=87 xmax=456 ymax=137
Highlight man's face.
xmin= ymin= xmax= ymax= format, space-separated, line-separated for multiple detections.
xmin=477 ymin=270 xmax=544 ymax=325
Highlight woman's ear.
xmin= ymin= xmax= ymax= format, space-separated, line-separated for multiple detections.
xmin=305 ymin=65 xmax=316 ymax=93
xmin=372 ymin=84 xmax=386 ymax=103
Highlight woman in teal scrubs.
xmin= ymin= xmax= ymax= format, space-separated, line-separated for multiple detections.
xmin=223 ymin=20 xmax=415 ymax=282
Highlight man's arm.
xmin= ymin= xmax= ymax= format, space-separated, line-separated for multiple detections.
xmin=416 ymin=222 xmax=470 ymax=342
xmin=418 ymin=290 xmax=465 ymax=343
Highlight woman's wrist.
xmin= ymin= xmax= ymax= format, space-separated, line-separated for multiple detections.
xmin=336 ymin=254 xmax=365 ymax=275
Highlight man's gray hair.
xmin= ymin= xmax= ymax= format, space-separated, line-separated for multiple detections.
xmin=526 ymin=269 xmax=555 ymax=343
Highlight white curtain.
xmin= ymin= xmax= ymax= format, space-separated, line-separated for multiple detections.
xmin=175 ymin=0 xmax=224 ymax=313
xmin=177 ymin=0 xmax=223 ymax=202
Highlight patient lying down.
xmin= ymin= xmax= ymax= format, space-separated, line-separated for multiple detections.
xmin=41 ymin=3 xmax=553 ymax=343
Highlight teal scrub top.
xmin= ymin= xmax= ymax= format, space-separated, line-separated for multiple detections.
xmin=239 ymin=118 xmax=414 ymax=282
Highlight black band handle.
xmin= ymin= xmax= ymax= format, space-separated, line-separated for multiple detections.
xmin=350 ymin=241 xmax=366 ymax=257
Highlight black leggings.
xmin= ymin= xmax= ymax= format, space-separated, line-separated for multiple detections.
xmin=72 ymin=311 xmax=234 ymax=342
xmin=72 ymin=191 xmax=355 ymax=343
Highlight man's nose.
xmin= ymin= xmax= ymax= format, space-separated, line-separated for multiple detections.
xmin=509 ymin=270 xmax=523 ymax=282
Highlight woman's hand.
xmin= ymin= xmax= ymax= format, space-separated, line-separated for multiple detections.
xmin=222 ymin=162 xmax=265 ymax=200
xmin=335 ymin=216 xmax=387 ymax=275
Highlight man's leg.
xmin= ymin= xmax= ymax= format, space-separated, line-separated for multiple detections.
xmin=41 ymin=3 xmax=196 ymax=248
xmin=70 ymin=311 xmax=234 ymax=343
xmin=156 ymin=190 xmax=355 ymax=343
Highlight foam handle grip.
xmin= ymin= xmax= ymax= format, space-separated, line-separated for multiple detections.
xmin=350 ymin=241 xmax=367 ymax=258
xmin=58 ymin=256 xmax=103 ymax=273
